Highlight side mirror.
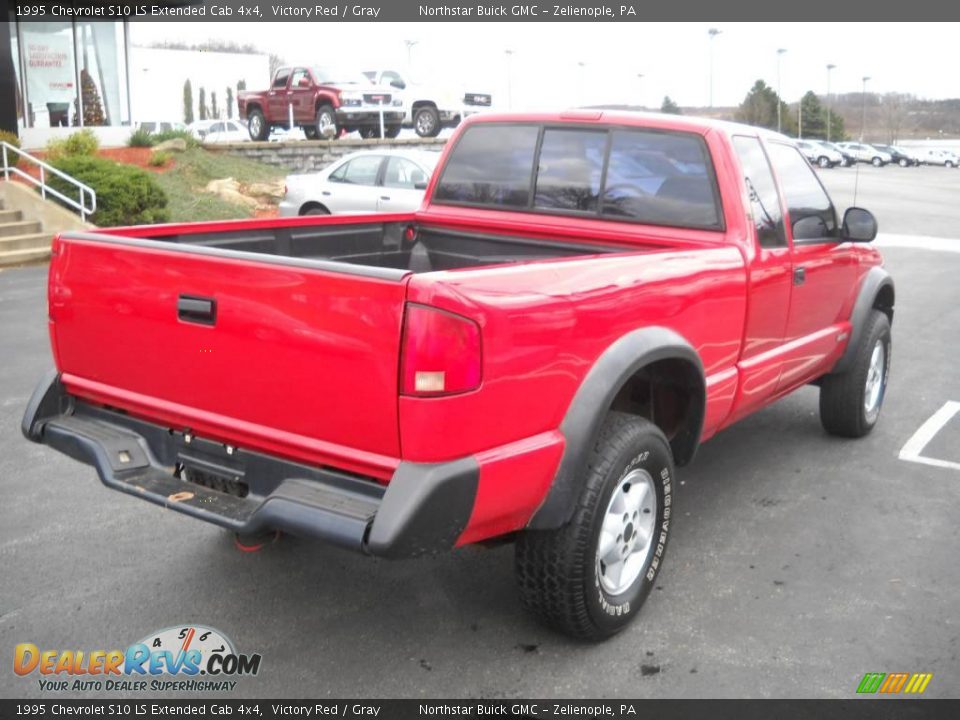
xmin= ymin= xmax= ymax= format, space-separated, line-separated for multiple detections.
xmin=842 ymin=207 xmax=878 ymax=242
xmin=390 ymin=80 xmax=406 ymax=90
xmin=792 ymin=215 xmax=828 ymax=241
xmin=413 ymin=181 xmax=428 ymax=190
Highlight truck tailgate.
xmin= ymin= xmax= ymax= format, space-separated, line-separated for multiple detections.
xmin=48 ymin=233 xmax=410 ymax=479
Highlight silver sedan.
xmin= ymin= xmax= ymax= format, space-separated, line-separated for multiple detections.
xmin=279 ymin=150 xmax=441 ymax=216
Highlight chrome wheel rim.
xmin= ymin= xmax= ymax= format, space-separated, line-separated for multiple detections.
xmin=318 ymin=111 xmax=335 ymax=137
xmin=249 ymin=115 xmax=262 ymax=137
xmin=864 ymin=339 xmax=886 ymax=418
xmin=596 ymin=469 xmax=657 ymax=595
xmin=416 ymin=111 xmax=436 ymax=136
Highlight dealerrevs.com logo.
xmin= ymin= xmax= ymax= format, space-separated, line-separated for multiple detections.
xmin=14 ymin=625 xmax=262 ymax=693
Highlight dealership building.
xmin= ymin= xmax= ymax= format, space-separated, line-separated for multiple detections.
xmin=1 ymin=12 xmax=268 ymax=148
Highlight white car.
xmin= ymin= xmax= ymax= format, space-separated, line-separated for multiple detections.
xmin=920 ymin=149 xmax=960 ymax=168
xmin=279 ymin=150 xmax=441 ymax=216
xmin=795 ymin=140 xmax=843 ymax=168
xmin=835 ymin=142 xmax=893 ymax=167
xmin=188 ymin=119 xmax=250 ymax=144
xmin=363 ymin=69 xmax=492 ymax=138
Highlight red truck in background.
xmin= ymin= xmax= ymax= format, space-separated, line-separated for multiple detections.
xmin=238 ymin=66 xmax=405 ymax=141
xmin=24 ymin=111 xmax=894 ymax=640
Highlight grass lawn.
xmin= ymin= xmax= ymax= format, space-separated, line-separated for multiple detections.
xmin=154 ymin=148 xmax=285 ymax=223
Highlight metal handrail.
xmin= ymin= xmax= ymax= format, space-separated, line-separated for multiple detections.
xmin=1 ymin=141 xmax=97 ymax=222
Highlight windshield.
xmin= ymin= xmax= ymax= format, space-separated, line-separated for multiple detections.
xmin=311 ymin=67 xmax=371 ymax=86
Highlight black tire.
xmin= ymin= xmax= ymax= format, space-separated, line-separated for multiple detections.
xmin=385 ymin=125 xmax=402 ymax=139
xmin=315 ymin=104 xmax=338 ymax=140
xmin=820 ymin=310 xmax=891 ymax=438
xmin=871 ymin=156 xmax=883 ymax=167
xmin=300 ymin=204 xmax=330 ymax=216
xmin=303 ymin=126 xmax=319 ymax=140
xmin=947 ymin=160 xmax=955 ymax=169
xmin=515 ymin=413 xmax=674 ymax=640
xmin=414 ymin=106 xmax=441 ymax=138
xmin=898 ymin=158 xmax=909 ymax=168
xmin=247 ymin=109 xmax=269 ymax=141
xmin=818 ymin=156 xmax=831 ymax=168
xmin=359 ymin=127 xmax=380 ymax=140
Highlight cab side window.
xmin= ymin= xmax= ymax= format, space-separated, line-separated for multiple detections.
xmin=732 ymin=136 xmax=785 ymax=248
xmin=290 ymin=69 xmax=310 ymax=88
xmin=272 ymin=70 xmax=290 ymax=89
xmin=766 ymin=142 xmax=837 ymax=241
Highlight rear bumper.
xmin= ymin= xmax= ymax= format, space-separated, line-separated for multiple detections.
xmin=23 ymin=371 xmax=477 ymax=559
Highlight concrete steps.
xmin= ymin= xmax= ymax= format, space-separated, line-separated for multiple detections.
xmin=0 ymin=198 xmax=52 ymax=266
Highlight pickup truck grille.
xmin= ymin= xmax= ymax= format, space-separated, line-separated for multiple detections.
xmin=464 ymin=93 xmax=492 ymax=106
xmin=363 ymin=93 xmax=392 ymax=104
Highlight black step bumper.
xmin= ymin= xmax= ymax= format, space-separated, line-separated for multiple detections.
xmin=22 ymin=371 xmax=478 ymax=558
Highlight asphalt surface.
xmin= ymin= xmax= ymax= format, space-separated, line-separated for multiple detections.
xmin=1 ymin=165 xmax=959 ymax=700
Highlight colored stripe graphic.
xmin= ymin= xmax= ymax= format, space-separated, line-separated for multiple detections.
xmin=857 ymin=672 xmax=932 ymax=694
xmin=857 ymin=673 xmax=885 ymax=694
xmin=904 ymin=673 xmax=934 ymax=694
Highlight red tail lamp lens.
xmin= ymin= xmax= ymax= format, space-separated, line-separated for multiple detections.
xmin=401 ymin=304 xmax=482 ymax=396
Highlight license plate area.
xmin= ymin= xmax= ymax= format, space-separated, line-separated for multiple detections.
xmin=175 ymin=434 xmax=250 ymax=499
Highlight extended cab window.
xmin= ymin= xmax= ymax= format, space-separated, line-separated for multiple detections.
xmin=534 ymin=129 xmax=606 ymax=212
xmin=602 ymin=130 xmax=720 ymax=228
xmin=733 ymin=135 xmax=785 ymax=248
xmin=290 ymin=69 xmax=310 ymax=88
xmin=434 ymin=125 xmax=541 ymax=208
xmin=766 ymin=142 xmax=837 ymax=240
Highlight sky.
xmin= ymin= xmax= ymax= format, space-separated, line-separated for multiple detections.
xmin=130 ymin=22 xmax=960 ymax=110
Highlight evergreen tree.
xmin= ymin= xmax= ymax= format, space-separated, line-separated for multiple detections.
xmin=183 ymin=80 xmax=194 ymax=124
xmin=77 ymin=69 xmax=106 ymax=126
xmin=797 ymin=91 xmax=828 ymax=139
xmin=211 ymin=91 xmax=219 ymax=119
xmin=736 ymin=79 xmax=795 ymax=134
xmin=660 ymin=96 xmax=681 ymax=114
xmin=226 ymin=87 xmax=234 ymax=119
xmin=198 ymin=87 xmax=207 ymax=121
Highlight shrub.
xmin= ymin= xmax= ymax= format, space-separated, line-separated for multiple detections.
xmin=0 ymin=129 xmax=21 ymax=169
xmin=149 ymin=150 xmax=172 ymax=167
xmin=128 ymin=127 xmax=155 ymax=148
xmin=45 ymin=129 xmax=100 ymax=162
xmin=47 ymin=155 xmax=169 ymax=227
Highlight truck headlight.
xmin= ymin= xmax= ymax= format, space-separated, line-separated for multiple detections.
xmin=392 ymin=99 xmax=403 ymax=106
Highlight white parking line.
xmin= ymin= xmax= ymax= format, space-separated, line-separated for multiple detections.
xmin=876 ymin=234 xmax=960 ymax=253
xmin=899 ymin=401 xmax=960 ymax=471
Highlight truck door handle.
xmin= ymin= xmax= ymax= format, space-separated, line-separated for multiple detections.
xmin=793 ymin=266 xmax=806 ymax=285
xmin=380 ymin=196 xmax=390 ymax=201
xmin=321 ymin=191 xmax=331 ymax=196
xmin=177 ymin=295 xmax=217 ymax=325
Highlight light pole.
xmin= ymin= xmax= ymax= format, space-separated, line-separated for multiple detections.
xmin=636 ymin=73 xmax=644 ymax=109
xmin=578 ymin=61 xmax=587 ymax=107
xmin=504 ymin=49 xmax=514 ymax=111
xmin=708 ymin=28 xmax=721 ymax=108
xmin=404 ymin=40 xmax=419 ymax=70
xmin=776 ymin=48 xmax=787 ymax=133
xmin=826 ymin=63 xmax=836 ymax=141
xmin=860 ymin=76 xmax=871 ymax=142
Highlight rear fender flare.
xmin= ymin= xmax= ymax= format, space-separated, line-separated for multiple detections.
xmin=527 ymin=327 xmax=705 ymax=530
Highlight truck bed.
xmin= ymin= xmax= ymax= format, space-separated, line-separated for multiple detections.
xmin=96 ymin=216 xmax=626 ymax=275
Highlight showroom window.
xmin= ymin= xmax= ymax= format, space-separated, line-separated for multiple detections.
xmin=11 ymin=18 xmax=130 ymax=128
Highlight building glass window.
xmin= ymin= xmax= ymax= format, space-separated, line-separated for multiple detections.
xmin=20 ymin=20 xmax=77 ymax=127
xmin=74 ymin=21 xmax=129 ymax=126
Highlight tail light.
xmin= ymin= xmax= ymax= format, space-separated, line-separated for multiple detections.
xmin=400 ymin=304 xmax=481 ymax=397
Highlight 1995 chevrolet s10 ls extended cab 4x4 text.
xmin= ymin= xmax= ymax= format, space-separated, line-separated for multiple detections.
xmin=24 ymin=111 xmax=894 ymax=639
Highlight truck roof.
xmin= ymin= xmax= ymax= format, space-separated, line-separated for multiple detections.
xmin=458 ymin=109 xmax=791 ymax=143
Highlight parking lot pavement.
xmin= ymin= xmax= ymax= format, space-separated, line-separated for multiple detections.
xmin=818 ymin=164 xmax=960 ymax=237
xmin=2 ymin=198 xmax=959 ymax=700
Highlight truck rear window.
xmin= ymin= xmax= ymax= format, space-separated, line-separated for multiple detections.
xmin=434 ymin=123 xmax=722 ymax=231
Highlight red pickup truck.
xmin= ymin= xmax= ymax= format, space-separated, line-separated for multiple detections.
xmin=237 ymin=66 xmax=405 ymax=141
xmin=24 ymin=112 xmax=893 ymax=639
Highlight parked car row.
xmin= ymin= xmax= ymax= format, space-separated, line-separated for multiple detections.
xmin=794 ymin=139 xmax=959 ymax=168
